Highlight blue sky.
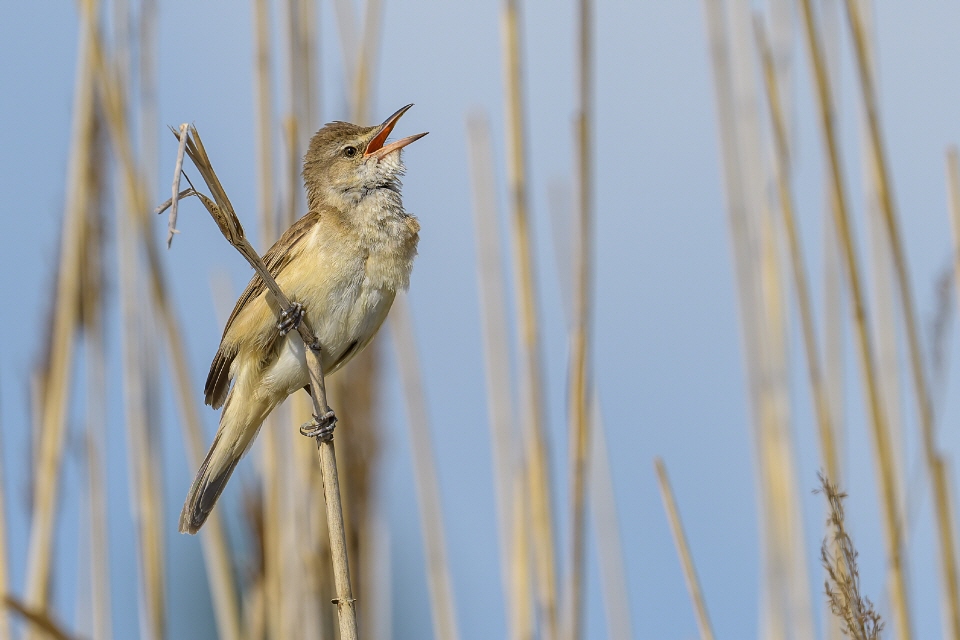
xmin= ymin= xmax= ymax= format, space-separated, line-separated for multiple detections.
xmin=3 ymin=1 xmax=960 ymax=638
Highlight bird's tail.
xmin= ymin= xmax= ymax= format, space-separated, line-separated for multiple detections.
xmin=179 ymin=391 xmax=275 ymax=534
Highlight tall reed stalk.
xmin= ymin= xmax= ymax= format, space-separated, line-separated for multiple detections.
xmin=23 ymin=0 xmax=97 ymax=623
xmin=564 ymin=0 xmax=593 ymax=637
xmin=842 ymin=2 xmax=960 ymax=634
xmin=797 ymin=0 xmax=912 ymax=635
xmin=501 ymin=2 xmax=559 ymax=635
xmin=88 ymin=16 xmax=243 ymax=637
xmin=389 ymin=298 xmax=461 ymax=640
xmin=466 ymin=113 xmax=524 ymax=639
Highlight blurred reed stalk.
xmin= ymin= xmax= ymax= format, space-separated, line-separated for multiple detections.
xmin=75 ymin=41 xmax=113 ymax=640
xmin=654 ymin=458 xmax=715 ymax=640
xmin=329 ymin=3 xmax=396 ymax=637
xmin=0 ymin=405 xmax=10 ymax=640
xmin=702 ymin=2 xmax=814 ymax=635
xmin=753 ymin=13 xmax=839 ymax=490
xmin=89 ymin=15 xmax=243 ymax=638
xmin=501 ymin=1 xmax=559 ymax=635
xmin=466 ymin=113 xmax=526 ymax=639
xmin=23 ymin=0 xmax=98 ymax=625
xmin=587 ymin=397 xmax=633 ymax=640
xmin=389 ymin=299 xmax=461 ymax=640
xmin=112 ymin=0 xmax=167 ymax=635
xmin=797 ymin=0 xmax=912 ymax=635
xmin=843 ymin=1 xmax=960 ymax=634
xmin=564 ymin=0 xmax=593 ymax=637
xmin=948 ymin=148 xmax=960 ymax=319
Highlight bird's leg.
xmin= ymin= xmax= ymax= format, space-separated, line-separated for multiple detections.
xmin=299 ymin=338 xmax=338 ymax=441
xmin=300 ymin=410 xmax=338 ymax=441
xmin=277 ymin=301 xmax=304 ymax=336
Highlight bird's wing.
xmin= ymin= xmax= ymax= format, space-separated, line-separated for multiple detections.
xmin=204 ymin=209 xmax=323 ymax=408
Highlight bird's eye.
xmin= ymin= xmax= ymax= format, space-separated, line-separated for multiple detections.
xmin=343 ymin=146 xmax=358 ymax=158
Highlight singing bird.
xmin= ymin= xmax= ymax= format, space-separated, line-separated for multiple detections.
xmin=179 ymin=105 xmax=427 ymax=534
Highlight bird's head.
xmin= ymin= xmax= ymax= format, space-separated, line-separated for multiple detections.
xmin=302 ymin=104 xmax=427 ymax=211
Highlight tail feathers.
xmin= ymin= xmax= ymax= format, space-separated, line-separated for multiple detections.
xmin=178 ymin=431 xmax=243 ymax=534
xmin=179 ymin=393 xmax=273 ymax=534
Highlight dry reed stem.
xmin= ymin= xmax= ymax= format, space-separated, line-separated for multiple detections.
xmin=388 ymin=297 xmax=461 ymax=640
xmin=85 ymin=20 xmax=243 ymax=636
xmin=706 ymin=3 xmax=814 ymax=634
xmin=84 ymin=333 xmax=111 ymax=640
xmin=0 ymin=409 xmax=10 ymax=640
xmin=817 ymin=473 xmax=884 ymax=640
xmin=754 ymin=13 xmax=840 ymax=485
xmin=353 ymin=0 xmax=382 ymax=125
xmin=511 ymin=461 xmax=535 ymax=639
xmin=797 ymin=1 xmax=912 ymax=636
xmin=23 ymin=0 xmax=96 ymax=616
xmin=843 ymin=1 xmax=960 ymax=634
xmin=654 ymin=458 xmax=715 ymax=640
xmin=502 ymin=2 xmax=559 ymax=635
xmin=564 ymin=0 xmax=593 ymax=638
xmin=111 ymin=1 xmax=166 ymax=633
xmin=466 ymin=113 xmax=523 ymax=638
xmin=169 ymin=125 xmax=359 ymax=639
xmin=587 ymin=396 xmax=634 ymax=640
xmin=117 ymin=145 xmax=166 ymax=640
xmin=947 ymin=148 xmax=960 ymax=321
xmin=702 ymin=3 xmax=784 ymax=632
xmin=250 ymin=2 xmax=288 ymax=637
xmin=4 ymin=597 xmax=79 ymax=640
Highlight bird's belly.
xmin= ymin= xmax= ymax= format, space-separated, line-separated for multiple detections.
xmin=262 ymin=279 xmax=395 ymax=397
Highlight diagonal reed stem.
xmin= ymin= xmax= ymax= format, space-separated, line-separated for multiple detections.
xmin=169 ymin=125 xmax=358 ymax=640
xmin=655 ymin=458 xmax=715 ymax=640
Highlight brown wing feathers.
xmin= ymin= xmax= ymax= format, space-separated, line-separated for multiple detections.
xmin=203 ymin=210 xmax=322 ymax=407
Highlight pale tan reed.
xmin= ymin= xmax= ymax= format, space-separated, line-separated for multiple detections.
xmin=389 ymin=297 xmax=461 ymax=640
xmin=466 ymin=113 xmax=524 ymax=639
xmin=587 ymin=396 xmax=634 ymax=640
xmin=797 ymin=0 xmax=912 ymax=635
xmin=23 ymin=0 xmax=97 ymax=620
xmin=753 ymin=13 xmax=840 ymax=488
xmin=502 ymin=1 xmax=559 ymax=635
xmin=564 ymin=0 xmax=593 ymax=637
xmin=0 ymin=405 xmax=10 ymax=640
xmin=654 ymin=458 xmax=715 ymax=640
xmin=89 ymin=22 xmax=244 ymax=638
xmin=843 ymin=2 xmax=960 ymax=634
xmin=112 ymin=0 xmax=166 ymax=634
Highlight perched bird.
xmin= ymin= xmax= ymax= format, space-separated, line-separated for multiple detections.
xmin=179 ymin=105 xmax=427 ymax=534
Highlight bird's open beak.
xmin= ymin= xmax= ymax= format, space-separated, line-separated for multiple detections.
xmin=364 ymin=104 xmax=428 ymax=159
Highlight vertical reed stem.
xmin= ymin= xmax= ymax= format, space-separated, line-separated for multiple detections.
xmin=843 ymin=2 xmax=960 ymax=634
xmin=797 ymin=1 xmax=912 ymax=636
xmin=565 ymin=0 xmax=593 ymax=637
xmin=501 ymin=2 xmax=558 ymax=635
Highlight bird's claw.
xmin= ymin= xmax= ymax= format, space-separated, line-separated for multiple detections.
xmin=278 ymin=302 xmax=304 ymax=336
xmin=300 ymin=410 xmax=338 ymax=441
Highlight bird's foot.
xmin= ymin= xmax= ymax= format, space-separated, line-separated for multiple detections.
xmin=300 ymin=409 xmax=338 ymax=442
xmin=277 ymin=302 xmax=304 ymax=336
